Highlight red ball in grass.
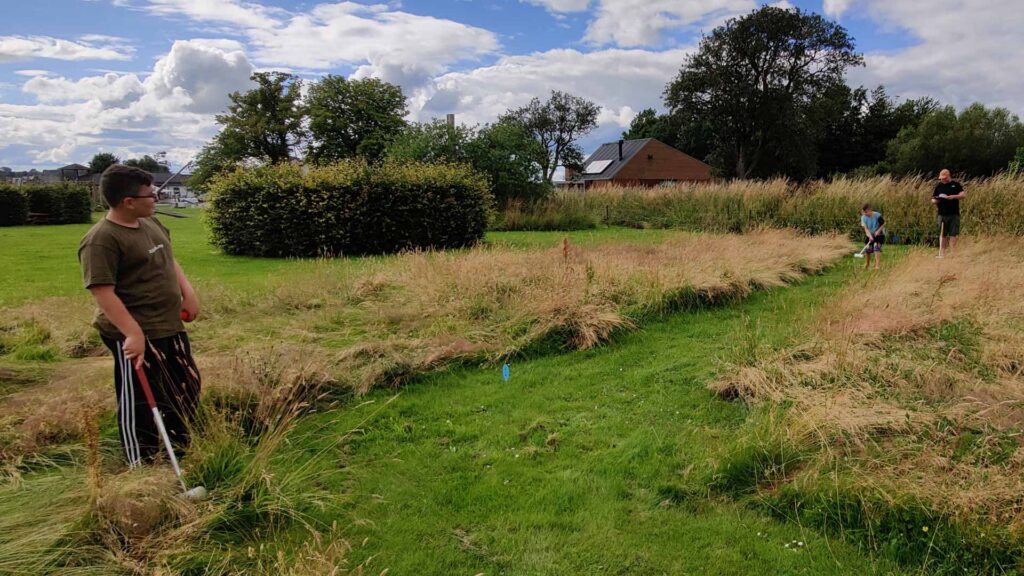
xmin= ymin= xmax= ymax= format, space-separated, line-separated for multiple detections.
xmin=181 ymin=310 xmax=189 ymax=321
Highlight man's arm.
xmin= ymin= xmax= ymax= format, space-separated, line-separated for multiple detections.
xmin=175 ymin=260 xmax=199 ymax=321
xmin=88 ymin=285 xmax=146 ymax=368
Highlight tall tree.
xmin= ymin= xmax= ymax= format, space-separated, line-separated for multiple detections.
xmin=664 ymin=6 xmax=862 ymax=178
xmin=387 ymin=119 xmax=548 ymax=205
xmin=501 ymin=91 xmax=600 ymax=183
xmin=124 ymin=155 xmax=169 ymax=173
xmin=886 ymin=103 xmax=1024 ymax=176
xmin=466 ymin=120 xmax=549 ymax=205
xmin=88 ymin=152 xmax=120 ymax=174
xmin=386 ymin=120 xmax=475 ymax=164
xmin=216 ymin=71 xmax=304 ymax=165
xmin=306 ymin=76 xmax=408 ymax=163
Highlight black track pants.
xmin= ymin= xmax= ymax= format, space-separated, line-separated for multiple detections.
xmin=101 ymin=332 xmax=202 ymax=467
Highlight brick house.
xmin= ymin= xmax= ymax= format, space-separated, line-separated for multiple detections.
xmin=563 ymin=138 xmax=712 ymax=189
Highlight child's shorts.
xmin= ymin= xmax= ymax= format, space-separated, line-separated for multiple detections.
xmin=866 ymin=236 xmax=884 ymax=253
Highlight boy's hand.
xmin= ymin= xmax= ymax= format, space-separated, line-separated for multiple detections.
xmin=123 ymin=332 xmax=146 ymax=369
xmin=181 ymin=294 xmax=200 ymax=322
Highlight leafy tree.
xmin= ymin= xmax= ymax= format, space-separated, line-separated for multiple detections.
xmin=466 ymin=120 xmax=549 ymax=205
xmin=124 ymin=155 xmax=169 ymax=173
xmin=306 ymin=76 xmax=408 ymax=163
xmin=387 ymin=119 xmax=548 ymax=205
xmin=501 ymin=91 xmax=600 ymax=183
xmin=813 ymin=85 xmax=936 ymax=177
xmin=886 ymin=103 xmax=1024 ymax=176
xmin=386 ymin=120 xmax=475 ymax=164
xmin=1009 ymin=146 xmax=1024 ymax=175
xmin=216 ymin=71 xmax=304 ymax=165
xmin=188 ymin=138 xmax=239 ymax=193
xmin=664 ymin=6 xmax=862 ymax=178
xmin=88 ymin=152 xmax=120 ymax=174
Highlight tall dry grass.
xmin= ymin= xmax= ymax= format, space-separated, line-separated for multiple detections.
xmin=2 ymin=230 xmax=849 ymax=460
xmin=523 ymin=174 xmax=1024 ymax=241
xmin=711 ymin=237 xmax=1024 ymax=528
xmin=222 ymin=230 xmax=850 ymax=393
xmin=0 ymin=352 xmax=373 ymax=575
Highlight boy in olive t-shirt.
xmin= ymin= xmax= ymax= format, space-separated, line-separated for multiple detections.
xmin=78 ymin=165 xmax=201 ymax=468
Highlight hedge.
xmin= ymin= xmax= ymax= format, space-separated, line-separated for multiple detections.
xmin=0 ymin=183 xmax=91 ymax=226
xmin=207 ymin=160 xmax=492 ymax=257
xmin=0 ymin=185 xmax=29 ymax=226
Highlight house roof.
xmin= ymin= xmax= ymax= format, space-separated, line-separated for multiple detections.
xmin=153 ymin=172 xmax=190 ymax=186
xmin=60 ymin=163 xmax=89 ymax=171
xmin=575 ymin=138 xmax=652 ymax=181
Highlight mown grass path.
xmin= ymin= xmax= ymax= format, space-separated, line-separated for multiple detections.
xmin=295 ymin=257 xmax=907 ymax=575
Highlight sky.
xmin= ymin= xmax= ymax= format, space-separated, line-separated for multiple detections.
xmin=1 ymin=0 xmax=1022 ymax=171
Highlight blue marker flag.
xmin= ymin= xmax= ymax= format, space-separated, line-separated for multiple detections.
xmin=502 ymin=364 xmax=510 ymax=382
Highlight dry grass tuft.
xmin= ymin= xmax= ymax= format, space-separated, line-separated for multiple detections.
xmin=712 ymin=236 xmax=1024 ymax=526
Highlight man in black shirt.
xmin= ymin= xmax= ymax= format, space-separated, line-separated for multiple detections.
xmin=932 ymin=168 xmax=965 ymax=258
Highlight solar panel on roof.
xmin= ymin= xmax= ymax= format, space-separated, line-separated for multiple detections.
xmin=583 ymin=159 xmax=613 ymax=174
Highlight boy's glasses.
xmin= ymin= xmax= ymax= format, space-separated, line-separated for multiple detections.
xmin=128 ymin=194 xmax=158 ymax=199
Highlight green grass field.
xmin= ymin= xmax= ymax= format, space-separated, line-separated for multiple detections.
xmin=0 ymin=214 xmax=919 ymax=574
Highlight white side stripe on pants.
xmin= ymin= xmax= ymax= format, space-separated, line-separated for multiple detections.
xmin=118 ymin=344 xmax=141 ymax=467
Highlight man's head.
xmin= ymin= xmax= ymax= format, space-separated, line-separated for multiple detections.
xmin=100 ymin=165 xmax=156 ymax=215
xmin=862 ymin=203 xmax=873 ymax=215
xmin=939 ymin=168 xmax=951 ymax=183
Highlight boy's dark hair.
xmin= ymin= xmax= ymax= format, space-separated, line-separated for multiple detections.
xmin=862 ymin=203 xmax=872 ymax=212
xmin=100 ymin=164 xmax=154 ymax=207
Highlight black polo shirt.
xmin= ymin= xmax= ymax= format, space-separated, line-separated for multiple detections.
xmin=933 ymin=181 xmax=963 ymax=216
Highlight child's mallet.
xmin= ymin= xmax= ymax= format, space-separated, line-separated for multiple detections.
xmin=130 ymin=356 xmax=207 ymax=500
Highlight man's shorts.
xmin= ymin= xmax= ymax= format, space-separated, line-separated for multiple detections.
xmin=866 ymin=235 xmax=884 ymax=254
xmin=937 ymin=214 xmax=960 ymax=237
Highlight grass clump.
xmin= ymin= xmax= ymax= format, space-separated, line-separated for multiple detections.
xmin=0 ymin=353 xmax=364 ymax=575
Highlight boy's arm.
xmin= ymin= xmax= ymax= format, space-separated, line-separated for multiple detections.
xmin=88 ymin=285 xmax=146 ymax=368
xmin=175 ymin=260 xmax=199 ymax=321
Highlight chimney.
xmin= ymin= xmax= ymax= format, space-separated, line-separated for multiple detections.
xmin=446 ymin=113 xmax=455 ymax=128
xmin=618 ymin=139 xmax=624 ymax=161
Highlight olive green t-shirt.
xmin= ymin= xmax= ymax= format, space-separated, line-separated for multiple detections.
xmin=78 ymin=217 xmax=185 ymax=339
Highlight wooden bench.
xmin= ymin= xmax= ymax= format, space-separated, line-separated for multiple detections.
xmin=27 ymin=212 xmax=51 ymax=225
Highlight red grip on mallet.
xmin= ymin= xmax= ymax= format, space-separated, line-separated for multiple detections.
xmin=132 ymin=362 xmax=159 ymax=410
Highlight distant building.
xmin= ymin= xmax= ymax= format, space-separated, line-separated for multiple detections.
xmin=563 ymin=138 xmax=712 ymax=190
xmin=152 ymin=172 xmax=197 ymax=202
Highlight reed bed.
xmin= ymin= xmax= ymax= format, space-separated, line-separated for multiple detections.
xmin=508 ymin=174 xmax=1024 ymax=240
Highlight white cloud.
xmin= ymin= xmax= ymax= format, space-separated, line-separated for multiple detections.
xmin=14 ymin=70 xmax=49 ymax=77
xmin=522 ymin=0 xmax=591 ymax=13
xmin=125 ymin=0 xmax=285 ymax=29
xmin=416 ymin=47 xmax=692 ymax=129
xmin=822 ymin=0 xmax=855 ymax=17
xmin=1 ymin=39 xmax=253 ymax=165
xmin=248 ymin=3 xmax=499 ymax=88
xmin=583 ymin=0 xmax=754 ymax=47
xmin=144 ymin=39 xmax=254 ymax=113
xmin=23 ymin=73 xmax=145 ymax=106
xmin=124 ymin=1 xmax=499 ymax=90
xmin=0 ymin=35 xmax=133 ymax=62
xmin=848 ymin=0 xmax=1024 ymax=116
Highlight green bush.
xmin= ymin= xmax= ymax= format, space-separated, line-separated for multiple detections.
xmin=207 ymin=160 xmax=492 ymax=257
xmin=21 ymin=183 xmax=92 ymax=225
xmin=0 ymin=185 xmax=28 ymax=226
